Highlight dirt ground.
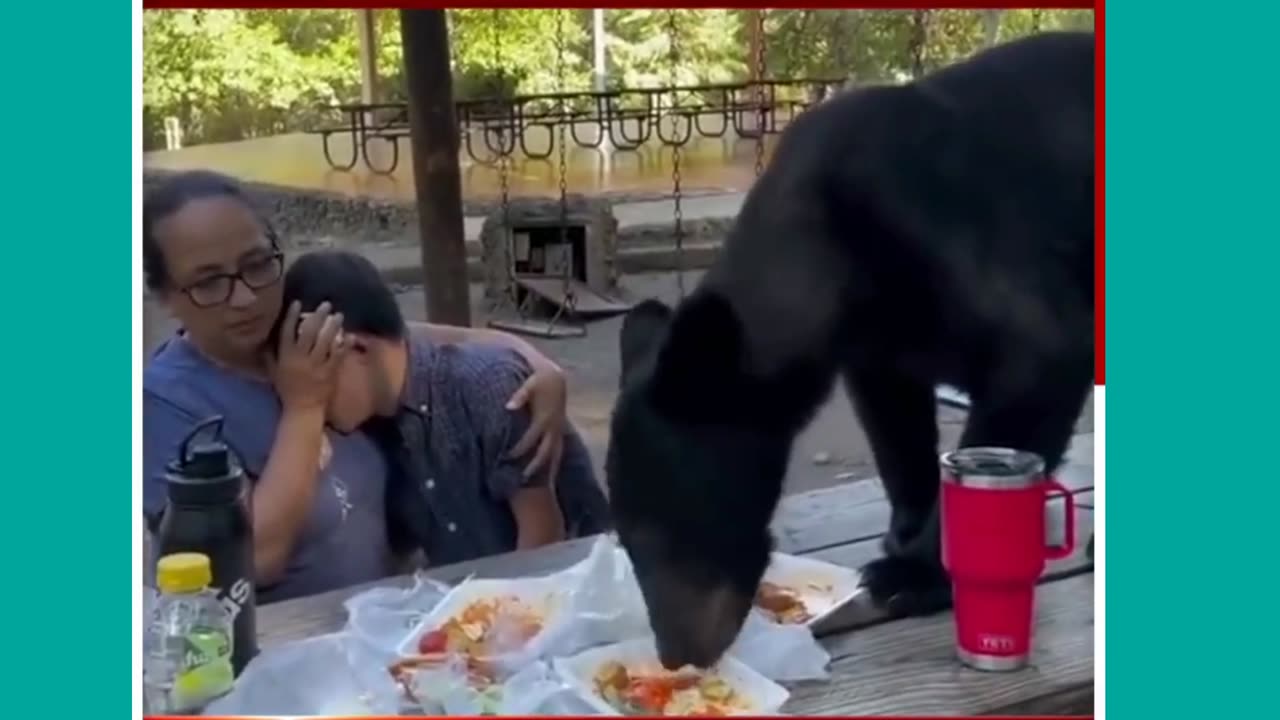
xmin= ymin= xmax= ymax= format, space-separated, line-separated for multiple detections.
xmin=143 ymin=269 xmax=1093 ymax=497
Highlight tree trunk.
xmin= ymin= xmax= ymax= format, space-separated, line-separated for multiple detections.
xmin=356 ymin=9 xmax=380 ymax=105
xmin=981 ymin=9 xmax=1003 ymax=48
xmin=400 ymin=9 xmax=471 ymax=326
xmin=909 ymin=9 xmax=930 ymax=79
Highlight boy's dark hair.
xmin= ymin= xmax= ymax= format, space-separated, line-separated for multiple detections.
xmin=270 ymin=250 xmax=407 ymax=349
xmin=142 ymin=170 xmax=279 ymax=292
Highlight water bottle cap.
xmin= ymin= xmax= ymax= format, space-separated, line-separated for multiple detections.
xmin=164 ymin=416 xmax=245 ymax=506
xmin=156 ymin=552 xmax=213 ymax=594
xmin=184 ymin=442 xmax=231 ymax=478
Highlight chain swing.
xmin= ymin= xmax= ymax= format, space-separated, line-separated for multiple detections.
xmin=753 ymin=9 xmax=768 ymax=178
xmin=538 ymin=7 xmax=586 ymax=337
xmin=486 ymin=8 xmax=519 ymax=321
xmin=487 ymin=9 xmax=587 ymax=339
xmin=483 ymin=8 xmax=544 ymax=334
xmin=666 ymin=9 xmax=687 ymax=300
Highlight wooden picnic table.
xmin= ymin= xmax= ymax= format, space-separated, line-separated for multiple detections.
xmin=258 ymin=434 xmax=1095 ymax=716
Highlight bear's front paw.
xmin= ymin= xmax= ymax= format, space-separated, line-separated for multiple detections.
xmin=859 ymin=555 xmax=952 ymax=618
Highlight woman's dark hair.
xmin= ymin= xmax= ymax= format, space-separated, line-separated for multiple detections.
xmin=142 ymin=170 xmax=279 ymax=292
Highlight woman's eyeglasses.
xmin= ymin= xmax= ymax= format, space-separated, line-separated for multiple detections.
xmin=180 ymin=252 xmax=284 ymax=308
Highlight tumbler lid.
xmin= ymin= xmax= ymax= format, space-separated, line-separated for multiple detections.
xmin=940 ymin=447 xmax=1045 ymax=489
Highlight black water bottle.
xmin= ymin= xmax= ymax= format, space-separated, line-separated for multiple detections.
xmin=154 ymin=416 xmax=259 ymax=675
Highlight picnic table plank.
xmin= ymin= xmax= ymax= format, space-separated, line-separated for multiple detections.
xmin=785 ymin=573 xmax=1094 ymax=716
xmin=774 ymin=434 xmax=1093 ymax=551
xmin=805 ymin=507 xmax=1094 ymax=637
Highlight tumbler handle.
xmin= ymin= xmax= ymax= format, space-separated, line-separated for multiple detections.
xmin=1045 ymin=478 xmax=1077 ymax=560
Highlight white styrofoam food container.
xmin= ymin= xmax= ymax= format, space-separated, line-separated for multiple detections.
xmin=760 ymin=552 xmax=865 ymax=627
xmin=394 ymin=575 xmax=569 ymax=659
xmin=553 ymin=636 xmax=790 ymax=716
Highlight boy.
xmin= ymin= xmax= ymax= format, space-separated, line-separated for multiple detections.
xmin=273 ymin=250 xmax=611 ymax=567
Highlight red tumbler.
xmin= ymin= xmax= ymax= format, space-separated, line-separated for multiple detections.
xmin=940 ymin=447 xmax=1075 ymax=672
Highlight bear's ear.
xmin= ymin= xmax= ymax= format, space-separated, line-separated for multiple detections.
xmin=619 ymin=299 xmax=674 ymax=388
xmin=649 ymin=291 xmax=745 ymax=415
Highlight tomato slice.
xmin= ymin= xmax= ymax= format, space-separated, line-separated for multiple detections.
xmin=417 ymin=629 xmax=449 ymax=654
xmin=626 ymin=679 xmax=674 ymax=711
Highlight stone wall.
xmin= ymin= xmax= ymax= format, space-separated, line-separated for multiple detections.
xmin=142 ymin=168 xmax=727 ymax=250
xmin=143 ymin=169 xmax=428 ymax=248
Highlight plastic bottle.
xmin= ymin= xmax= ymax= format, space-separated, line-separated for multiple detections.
xmin=143 ymin=553 xmax=236 ymax=714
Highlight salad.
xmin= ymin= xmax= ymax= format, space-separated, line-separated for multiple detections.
xmin=414 ymin=595 xmax=545 ymax=658
xmin=591 ymin=660 xmax=750 ymax=716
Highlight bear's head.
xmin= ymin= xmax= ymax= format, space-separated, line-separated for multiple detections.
xmin=607 ymin=292 xmax=808 ymax=670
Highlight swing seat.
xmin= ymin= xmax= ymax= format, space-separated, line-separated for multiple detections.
xmin=487 ymin=316 xmax=587 ymax=339
xmin=512 ymin=275 xmax=632 ymax=318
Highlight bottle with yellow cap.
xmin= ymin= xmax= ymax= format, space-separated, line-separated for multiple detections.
xmin=143 ymin=552 xmax=235 ymax=714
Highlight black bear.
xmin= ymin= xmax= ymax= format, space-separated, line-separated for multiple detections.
xmin=607 ymin=31 xmax=1095 ymax=670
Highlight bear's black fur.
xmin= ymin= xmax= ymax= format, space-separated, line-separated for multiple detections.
xmin=607 ymin=31 xmax=1096 ymax=670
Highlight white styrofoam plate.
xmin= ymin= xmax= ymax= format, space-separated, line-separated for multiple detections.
xmin=394 ymin=575 xmax=569 ymax=659
xmin=553 ymin=636 xmax=790 ymax=716
xmin=759 ymin=552 xmax=866 ymax=627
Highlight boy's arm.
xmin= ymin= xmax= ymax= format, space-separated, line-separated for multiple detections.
xmin=464 ymin=349 xmax=568 ymax=549
xmin=409 ymin=321 xmax=568 ymax=479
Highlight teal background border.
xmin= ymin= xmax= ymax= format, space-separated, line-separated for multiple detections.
xmin=1 ymin=3 xmax=132 ymax=714
xmin=1107 ymin=1 xmax=1277 ymax=718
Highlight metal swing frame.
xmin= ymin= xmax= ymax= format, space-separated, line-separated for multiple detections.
xmin=486 ymin=8 xmax=588 ymax=339
xmin=484 ymin=10 xmax=773 ymax=330
xmin=665 ymin=9 xmax=768 ymax=302
xmin=667 ymin=10 xmax=688 ymax=301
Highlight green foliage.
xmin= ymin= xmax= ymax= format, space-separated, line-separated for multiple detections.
xmin=142 ymin=9 xmax=358 ymax=146
xmin=605 ymin=9 xmax=744 ymax=89
xmin=142 ymin=8 xmax=1094 ymax=150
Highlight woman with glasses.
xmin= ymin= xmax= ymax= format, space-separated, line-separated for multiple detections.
xmin=141 ymin=170 xmax=575 ymax=603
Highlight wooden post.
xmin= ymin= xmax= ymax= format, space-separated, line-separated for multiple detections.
xmin=747 ymin=10 xmax=763 ymax=84
xmin=981 ymin=9 xmax=1003 ymax=48
xmin=400 ymin=9 xmax=471 ymax=326
xmin=592 ymin=9 xmax=607 ymax=92
xmin=356 ymin=9 xmax=380 ymax=106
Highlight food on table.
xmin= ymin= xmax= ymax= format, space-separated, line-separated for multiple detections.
xmin=388 ymin=654 xmax=502 ymax=714
xmin=416 ymin=595 xmax=545 ymax=658
xmin=390 ymin=653 xmax=498 ymax=689
xmin=388 ymin=594 xmax=545 ymax=705
xmin=753 ymin=581 xmax=814 ymax=624
xmin=591 ymin=660 xmax=750 ymax=716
